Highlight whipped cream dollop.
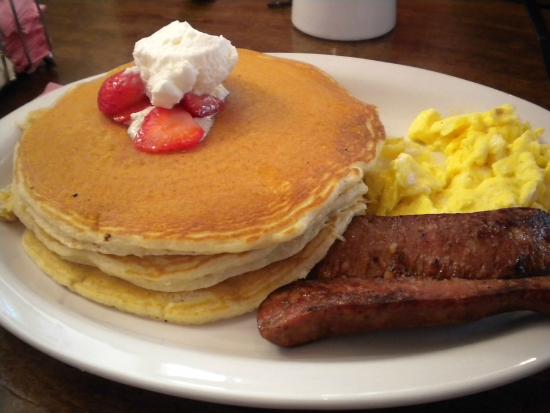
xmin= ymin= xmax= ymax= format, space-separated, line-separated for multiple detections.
xmin=133 ymin=21 xmax=238 ymax=109
xmin=127 ymin=106 xmax=154 ymax=140
xmin=124 ymin=22 xmax=237 ymax=144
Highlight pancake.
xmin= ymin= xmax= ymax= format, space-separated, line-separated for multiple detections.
xmin=22 ymin=202 xmax=360 ymax=324
xmin=14 ymin=49 xmax=384 ymax=256
xmin=14 ymin=184 xmax=366 ymax=291
xmin=7 ymin=48 xmax=385 ymax=324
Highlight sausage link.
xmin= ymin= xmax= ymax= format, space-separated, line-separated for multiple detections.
xmin=313 ymin=208 xmax=550 ymax=280
xmin=257 ymin=276 xmax=550 ymax=347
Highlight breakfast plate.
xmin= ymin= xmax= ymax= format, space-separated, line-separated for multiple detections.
xmin=0 ymin=53 xmax=549 ymax=410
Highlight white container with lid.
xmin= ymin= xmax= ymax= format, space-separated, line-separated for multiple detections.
xmin=291 ymin=0 xmax=397 ymax=41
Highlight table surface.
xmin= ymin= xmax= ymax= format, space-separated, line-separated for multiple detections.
xmin=1 ymin=0 xmax=550 ymax=412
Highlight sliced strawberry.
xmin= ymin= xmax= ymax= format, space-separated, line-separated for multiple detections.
xmin=134 ymin=107 xmax=205 ymax=154
xmin=181 ymin=93 xmax=224 ymax=118
xmin=98 ymin=70 xmax=148 ymax=123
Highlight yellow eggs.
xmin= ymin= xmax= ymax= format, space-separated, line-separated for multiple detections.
xmin=365 ymin=105 xmax=549 ymax=215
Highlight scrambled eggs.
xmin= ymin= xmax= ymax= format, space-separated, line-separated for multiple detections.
xmin=365 ymin=105 xmax=549 ymax=215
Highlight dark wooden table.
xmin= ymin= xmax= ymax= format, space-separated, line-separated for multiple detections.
xmin=1 ymin=1 xmax=549 ymax=412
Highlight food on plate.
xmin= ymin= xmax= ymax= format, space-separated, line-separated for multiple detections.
xmin=97 ymin=21 xmax=237 ymax=152
xmin=16 ymin=195 xmax=357 ymax=292
xmin=314 ymin=208 xmax=550 ymax=280
xmin=1 ymin=22 xmax=385 ymax=323
xmin=259 ymin=208 xmax=550 ymax=347
xmin=256 ymin=103 xmax=550 ymax=347
xmin=365 ymin=105 xmax=549 ymax=215
xmin=22 ymin=206 xmax=358 ymax=324
xmin=1 ymin=18 xmax=548 ymax=348
xmin=258 ymin=275 xmax=550 ymax=347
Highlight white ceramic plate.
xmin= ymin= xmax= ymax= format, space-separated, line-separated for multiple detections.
xmin=0 ymin=54 xmax=549 ymax=410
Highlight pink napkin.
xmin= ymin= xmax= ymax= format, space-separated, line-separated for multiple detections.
xmin=42 ymin=82 xmax=62 ymax=95
xmin=0 ymin=0 xmax=52 ymax=73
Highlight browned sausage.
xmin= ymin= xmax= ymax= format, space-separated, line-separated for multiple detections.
xmin=257 ymin=276 xmax=550 ymax=347
xmin=313 ymin=208 xmax=550 ymax=280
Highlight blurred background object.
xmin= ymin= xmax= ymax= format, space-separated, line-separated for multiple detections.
xmin=267 ymin=0 xmax=292 ymax=9
xmin=523 ymin=0 xmax=550 ymax=78
xmin=0 ymin=50 xmax=16 ymax=89
xmin=291 ymin=0 xmax=396 ymax=41
xmin=0 ymin=0 xmax=53 ymax=89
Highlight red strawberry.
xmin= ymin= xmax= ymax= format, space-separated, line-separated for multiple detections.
xmin=134 ymin=107 xmax=205 ymax=154
xmin=98 ymin=70 xmax=149 ymax=124
xmin=181 ymin=93 xmax=224 ymax=118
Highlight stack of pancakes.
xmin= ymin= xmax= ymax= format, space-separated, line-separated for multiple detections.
xmin=7 ymin=50 xmax=385 ymax=324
